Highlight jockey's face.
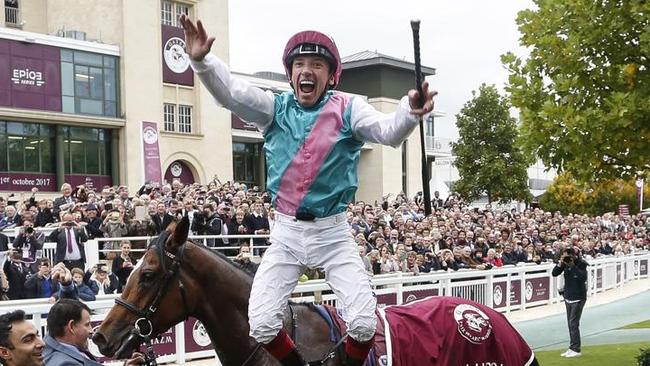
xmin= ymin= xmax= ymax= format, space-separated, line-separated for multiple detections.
xmin=291 ymin=55 xmax=334 ymax=108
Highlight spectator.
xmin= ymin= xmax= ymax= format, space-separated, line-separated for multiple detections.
xmin=11 ymin=221 xmax=44 ymax=265
xmin=379 ymin=246 xmax=399 ymax=274
xmin=82 ymin=205 xmax=103 ymax=240
xmin=484 ymin=248 xmax=503 ymax=267
xmin=34 ymin=199 xmax=54 ymax=228
xmin=3 ymin=252 xmax=30 ymax=300
xmin=44 ymin=299 xmax=145 ymax=365
xmin=401 ymin=251 xmax=420 ymax=274
xmin=358 ymin=245 xmax=372 ymax=274
xmin=52 ymin=267 xmax=95 ymax=302
xmin=112 ymin=241 xmax=135 ymax=288
xmin=192 ymin=204 xmax=223 ymax=248
xmin=48 ymin=213 xmax=88 ymax=271
xmin=0 ymin=206 xmax=19 ymax=230
xmin=0 ymin=310 xmax=45 ymax=366
xmin=553 ymin=248 xmax=588 ymax=358
xmin=246 ymin=200 xmax=270 ymax=253
xmin=439 ymin=249 xmax=459 ymax=271
xmin=150 ymin=202 xmax=174 ymax=234
xmin=233 ymin=245 xmax=258 ymax=274
xmin=24 ymin=259 xmax=56 ymax=301
xmin=100 ymin=210 xmax=128 ymax=261
xmin=52 ymin=183 xmax=74 ymax=220
xmin=227 ymin=209 xmax=251 ymax=250
xmin=87 ymin=264 xmax=118 ymax=295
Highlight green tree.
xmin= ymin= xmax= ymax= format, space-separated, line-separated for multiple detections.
xmin=502 ymin=0 xmax=650 ymax=182
xmin=540 ymin=172 xmax=650 ymax=215
xmin=452 ymin=84 xmax=532 ymax=204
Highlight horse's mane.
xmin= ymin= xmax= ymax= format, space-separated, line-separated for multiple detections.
xmin=189 ymin=240 xmax=257 ymax=278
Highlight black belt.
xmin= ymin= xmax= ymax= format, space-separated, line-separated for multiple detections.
xmin=295 ymin=212 xmax=316 ymax=221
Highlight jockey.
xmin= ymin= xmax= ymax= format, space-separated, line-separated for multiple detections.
xmin=181 ymin=15 xmax=435 ymax=366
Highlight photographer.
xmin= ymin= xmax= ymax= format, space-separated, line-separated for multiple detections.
xmin=49 ymin=213 xmax=88 ymax=271
xmin=12 ymin=220 xmax=44 ymax=264
xmin=552 ymin=247 xmax=588 ymax=358
xmin=233 ymin=245 xmax=258 ymax=273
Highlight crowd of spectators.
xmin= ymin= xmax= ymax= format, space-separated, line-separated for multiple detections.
xmin=0 ymin=179 xmax=648 ymax=301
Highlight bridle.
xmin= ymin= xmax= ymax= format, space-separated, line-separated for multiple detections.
xmin=114 ymin=232 xmax=189 ymax=366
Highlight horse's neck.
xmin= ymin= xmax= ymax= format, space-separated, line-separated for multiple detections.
xmin=187 ymin=247 xmax=270 ymax=365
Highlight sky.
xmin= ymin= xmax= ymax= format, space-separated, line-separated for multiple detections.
xmin=226 ymin=0 xmax=536 ymax=140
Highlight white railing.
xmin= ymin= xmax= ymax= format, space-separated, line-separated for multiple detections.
xmin=1 ymin=251 xmax=647 ymax=365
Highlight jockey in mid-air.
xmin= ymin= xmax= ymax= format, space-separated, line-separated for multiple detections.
xmin=181 ymin=15 xmax=435 ymax=366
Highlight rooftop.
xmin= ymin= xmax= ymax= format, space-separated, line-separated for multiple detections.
xmin=341 ymin=50 xmax=435 ymax=76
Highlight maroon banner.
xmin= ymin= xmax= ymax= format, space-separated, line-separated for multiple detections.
xmin=618 ymin=204 xmax=629 ymax=216
xmin=89 ymin=322 xmax=176 ymax=362
xmin=377 ymin=293 xmax=397 ymax=306
xmin=0 ymin=172 xmax=56 ymax=191
xmin=184 ymin=317 xmax=213 ymax=352
xmin=65 ymin=174 xmax=112 ymax=191
xmin=492 ymin=280 xmax=522 ymax=308
xmin=161 ymin=25 xmax=193 ymax=86
xmin=142 ymin=121 xmax=162 ymax=185
xmin=164 ymin=160 xmax=195 ymax=185
xmin=231 ymin=114 xmax=258 ymax=131
xmin=524 ymin=277 xmax=550 ymax=303
xmin=402 ymin=288 xmax=439 ymax=304
xmin=0 ymin=38 xmax=61 ymax=111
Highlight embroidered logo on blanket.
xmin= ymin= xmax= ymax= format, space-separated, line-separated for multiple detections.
xmin=453 ymin=304 xmax=493 ymax=344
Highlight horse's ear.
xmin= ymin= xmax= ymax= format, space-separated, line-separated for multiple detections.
xmin=167 ymin=215 xmax=189 ymax=250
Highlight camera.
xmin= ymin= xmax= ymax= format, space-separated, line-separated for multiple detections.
xmin=563 ymin=255 xmax=574 ymax=264
xmin=64 ymin=222 xmax=75 ymax=227
xmin=25 ymin=227 xmax=34 ymax=234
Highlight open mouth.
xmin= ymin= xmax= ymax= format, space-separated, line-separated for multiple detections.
xmin=299 ymin=80 xmax=315 ymax=95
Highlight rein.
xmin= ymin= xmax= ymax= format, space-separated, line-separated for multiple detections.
xmin=114 ymin=234 xmax=189 ymax=366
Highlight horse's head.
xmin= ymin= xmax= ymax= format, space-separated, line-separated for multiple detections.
xmin=92 ymin=217 xmax=193 ymax=359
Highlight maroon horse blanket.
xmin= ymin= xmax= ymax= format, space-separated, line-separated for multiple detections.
xmin=321 ymin=296 xmax=535 ymax=366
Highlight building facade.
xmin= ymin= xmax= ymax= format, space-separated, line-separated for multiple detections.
xmin=0 ymin=0 xmax=445 ymax=203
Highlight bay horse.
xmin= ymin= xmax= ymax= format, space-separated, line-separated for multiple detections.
xmin=93 ymin=218 xmax=539 ymax=366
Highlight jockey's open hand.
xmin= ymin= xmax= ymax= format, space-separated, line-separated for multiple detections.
xmin=408 ymin=80 xmax=437 ymax=116
xmin=180 ymin=14 xmax=215 ymax=62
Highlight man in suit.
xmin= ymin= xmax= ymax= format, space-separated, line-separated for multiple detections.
xmin=2 ymin=251 xmax=30 ymax=300
xmin=52 ymin=183 xmax=75 ymax=221
xmin=48 ymin=213 xmax=88 ymax=271
xmin=150 ymin=202 xmax=176 ymax=234
xmin=44 ymin=299 xmax=145 ymax=366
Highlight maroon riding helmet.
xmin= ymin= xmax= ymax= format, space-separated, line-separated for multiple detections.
xmin=282 ymin=30 xmax=342 ymax=89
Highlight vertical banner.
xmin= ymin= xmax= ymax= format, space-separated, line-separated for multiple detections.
xmin=142 ymin=121 xmax=162 ymax=184
xmin=161 ymin=25 xmax=194 ymax=86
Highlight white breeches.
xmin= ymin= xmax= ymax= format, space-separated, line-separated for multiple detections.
xmin=248 ymin=212 xmax=377 ymax=344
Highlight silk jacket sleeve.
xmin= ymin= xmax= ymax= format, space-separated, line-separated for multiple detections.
xmin=190 ymin=53 xmax=275 ymax=131
xmin=350 ymin=96 xmax=422 ymax=148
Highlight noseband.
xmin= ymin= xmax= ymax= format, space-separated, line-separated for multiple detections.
xmin=114 ymin=234 xmax=189 ymax=365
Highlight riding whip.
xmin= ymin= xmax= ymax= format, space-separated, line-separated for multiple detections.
xmin=410 ymin=19 xmax=432 ymax=217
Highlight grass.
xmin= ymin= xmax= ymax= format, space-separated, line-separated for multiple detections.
xmin=620 ymin=319 xmax=650 ymax=330
xmin=535 ymin=342 xmax=649 ymax=366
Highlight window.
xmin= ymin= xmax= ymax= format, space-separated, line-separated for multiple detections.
xmin=62 ymin=126 xmax=111 ymax=176
xmin=161 ymin=1 xmax=191 ymax=27
xmin=61 ymin=50 xmax=119 ymax=118
xmin=0 ymin=121 xmax=55 ymax=173
xmin=163 ymin=103 xmax=192 ymax=134
xmin=178 ymin=105 xmax=192 ymax=133
xmin=161 ymin=1 xmax=173 ymax=26
xmin=163 ymin=103 xmax=175 ymax=132
xmin=233 ymin=142 xmax=263 ymax=186
xmin=4 ymin=0 xmax=19 ymax=27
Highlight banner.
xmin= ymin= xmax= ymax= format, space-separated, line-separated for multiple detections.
xmin=0 ymin=172 xmax=56 ymax=191
xmin=161 ymin=25 xmax=193 ymax=86
xmin=492 ymin=280 xmax=522 ymax=308
xmin=142 ymin=121 xmax=162 ymax=185
xmin=0 ymin=38 xmax=62 ymax=111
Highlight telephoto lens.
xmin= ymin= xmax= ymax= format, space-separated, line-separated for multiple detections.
xmin=25 ymin=227 xmax=34 ymax=234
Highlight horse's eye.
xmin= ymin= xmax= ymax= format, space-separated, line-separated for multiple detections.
xmin=140 ymin=272 xmax=155 ymax=282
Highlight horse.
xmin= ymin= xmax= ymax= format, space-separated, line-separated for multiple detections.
xmin=93 ymin=217 xmax=539 ymax=366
